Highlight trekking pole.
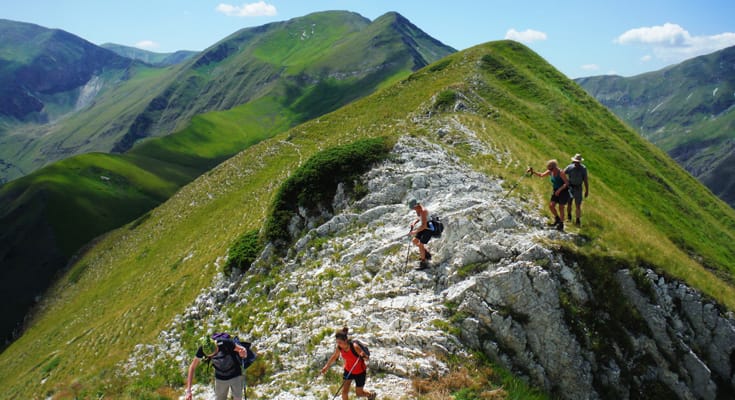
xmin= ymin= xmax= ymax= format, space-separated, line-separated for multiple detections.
xmin=500 ymin=167 xmax=532 ymax=202
xmin=403 ymin=223 xmax=414 ymax=268
xmin=331 ymin=358 xmax=362 ymax=400
xmin=492 ymin=167 xmax=532 ymax=224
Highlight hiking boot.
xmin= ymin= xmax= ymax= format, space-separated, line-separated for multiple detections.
xmin=567 ymin=212 xmax=572 ymax=222
xmin=575 ymin=218 xmax=581 ymax=226
xmin=425 ymin=251 xmax=432 ymax=260
xmin=549 ymin=216 xmax=561 ymax=226
xmin=368 ymin=392 xmax=377 ymax=400
xmin=416 ymin=260 xmax=430 ymax=270
xmin=556 ymin=221 xmax=564 ymax=232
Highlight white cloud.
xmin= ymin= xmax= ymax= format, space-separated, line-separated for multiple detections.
xmin=640 ymin=54 xmax=652 ymax=62
xmin=135 ymin=40 xmax=158 ymax=50
xmin=581 ymin=64 xmax=599 ymax=71
xmin=504 ymin=28 xmax=547 ymax=43
xmin=616 ymin=23 xmax=735 ymax=62
xmin=216 ymin=1 xmax=277 ymax=17
xmin=616 ymin=23 xmax=690 ymax=46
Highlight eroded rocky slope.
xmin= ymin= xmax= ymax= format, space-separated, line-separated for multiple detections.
xmin=126 ymin=135 xmax=735 ymax=399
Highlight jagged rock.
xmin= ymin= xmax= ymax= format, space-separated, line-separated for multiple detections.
xmin=124 ymin=134 xmax=735 ymax=400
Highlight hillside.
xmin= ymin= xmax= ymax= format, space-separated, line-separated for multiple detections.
xmin=0 ymin=11 xmax=455 ymax=183
xmin=0 ymin=19 xmax=134 ymax=123
xmin=0 ymin=19 xmax=143 ymax=183
xmin=1 ymin=40 xmax=734 ymax=399
xmin=100 ymin=43 xmax=198 ymax=66
xmin=0 ymin=11 xmax=455 ymax=344
xmin=575 ymin=45 xmax=735 ymax=207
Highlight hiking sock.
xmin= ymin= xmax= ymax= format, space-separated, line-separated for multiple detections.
xmin=575 ymin=218 xmax=581 ymax=226
xmin=567 ymin=212 xmax=572 ymax=221
xmin=550 ymin=216 xmax=561 ymax=226
xmin=425 ymin=251 xmax=432 ymax=260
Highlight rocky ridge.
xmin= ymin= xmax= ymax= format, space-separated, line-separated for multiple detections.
xmin=125 ymin=133 xmax=735 ymax=399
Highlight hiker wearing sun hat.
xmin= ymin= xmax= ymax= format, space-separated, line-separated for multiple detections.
xmin=564 ymin=153 xmax=589 ymax=226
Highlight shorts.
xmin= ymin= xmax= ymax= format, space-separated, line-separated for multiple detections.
xmin=416 ymin=229 xmax=433 ymax=244
xmin=550 ymin=188 xmax=570 ymax=205
xmin=569 ymin=185 xmax=583 ymax=204
xmin=214 ymin=375 xmax=244 ymax=400
xmin=344 ymin=370 xmax=367 ymax=388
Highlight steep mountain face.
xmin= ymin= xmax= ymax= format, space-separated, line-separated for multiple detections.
xmin=0 ymin=11 xmax=455 ymax=183
xmin=100 ymin=43 xmax=198 ymax=66
xmin=0 ymin=19 xmax=133 ymax=122
xmin=575 ymin=45 xmax=735 ymax=207
xmin=127 ymin=137 xmax=735 ymax=399
xmin=110 ymin=11 xmax=455 ymax=153
xmin=0 ymin=11 xmax=454 ymax=345
xmin=0 ymin=19 xmax=149 ymax=184
xmin=1 ymin=40 xmax=734 ymax=399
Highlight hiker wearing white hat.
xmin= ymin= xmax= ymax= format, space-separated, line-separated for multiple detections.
xmin=564 ymin=154 xmax=589 ymax=226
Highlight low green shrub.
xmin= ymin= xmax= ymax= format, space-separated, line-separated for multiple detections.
xmin=434 ymin=89 xmax=457 ymax=110
xmin=226 ymin=229 xmax=263 ymax=275
xmin=264 ymin=137 xmax=393 ymax=247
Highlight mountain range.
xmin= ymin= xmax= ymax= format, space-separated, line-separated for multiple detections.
xmin=100 ymin=43 xmax=198 ymax=66
xmin=0 ymin=11 xmax=734 ymax=399
xmin=575 ymin=45 xmax=735 ymax=207
xmin=0 ymin=33 xmax=733 ymax=398
xmin=0 ymin=11 xmax=455 ymax=343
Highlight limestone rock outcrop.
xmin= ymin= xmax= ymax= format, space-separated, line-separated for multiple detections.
xmin=127 ymin=135 xmax=735 ymax=399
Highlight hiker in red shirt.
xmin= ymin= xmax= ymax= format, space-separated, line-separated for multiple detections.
xmin=320 ymin=327 xmax=377 ymax=400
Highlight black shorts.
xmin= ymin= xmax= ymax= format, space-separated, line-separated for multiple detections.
xmin=344 ymin=371 xmax=367 ymax=387
xmin=416 ymin=229 xmax=433 ymax=244
xmin=550 ymin=188 xmax=570 ymax=205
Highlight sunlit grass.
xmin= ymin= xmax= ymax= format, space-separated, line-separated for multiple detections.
xmin=1 ymin=40 xmax=734 ymax=399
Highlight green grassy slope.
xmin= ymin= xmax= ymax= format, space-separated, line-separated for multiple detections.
xmin=0 ymin=63 xmax=178 ymax=181
xmin=1 ymin=40 xmax=733 ymax=398
xmin=0 ymin=11 xmax=456 ymax=344
xmin=0 ymin=152 xmax=198 ymax=343
xmin=575 ymin=45 xmax=735 ymax=207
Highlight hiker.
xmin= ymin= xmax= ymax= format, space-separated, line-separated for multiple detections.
xmin=320 ymin=327 xmax=377 ymax=400
xmin=407 ymin=198 xmax=433 ymax=270
xmin=185 ymin=334 xmax=249 ymax=400
xmin=564 ymin=154 xmax=589 ymax=226
xmin=527 ymin=160 xmax=570 ymax=231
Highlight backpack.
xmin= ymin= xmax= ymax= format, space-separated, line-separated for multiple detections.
xmin=209 ymin=332 xmax=257 ymax=371
xmin=565 ymin=164 xmax=587 ymax=186
xmin=349 ymin=339 xmax=371 ymax=359
xmin=429 ymin=215 xmax=444 ymax=238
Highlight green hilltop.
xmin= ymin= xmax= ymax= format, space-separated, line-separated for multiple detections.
xmin=0 ymin=11 xmax=455 ymax=344
xmin=0 ymin=11 xmax=453 ymax=182
xmin=1 ymin=40 xmax=734 ymax=398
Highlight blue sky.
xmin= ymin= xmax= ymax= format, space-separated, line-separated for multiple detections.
xmin=3 ymin=0 xmax=734 ymax=78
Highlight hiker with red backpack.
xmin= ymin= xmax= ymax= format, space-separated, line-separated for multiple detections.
xmin=184 ymin=333 xmax=256 ymax=400
xmin=320 ymin=327 xmax=377 ymax=400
